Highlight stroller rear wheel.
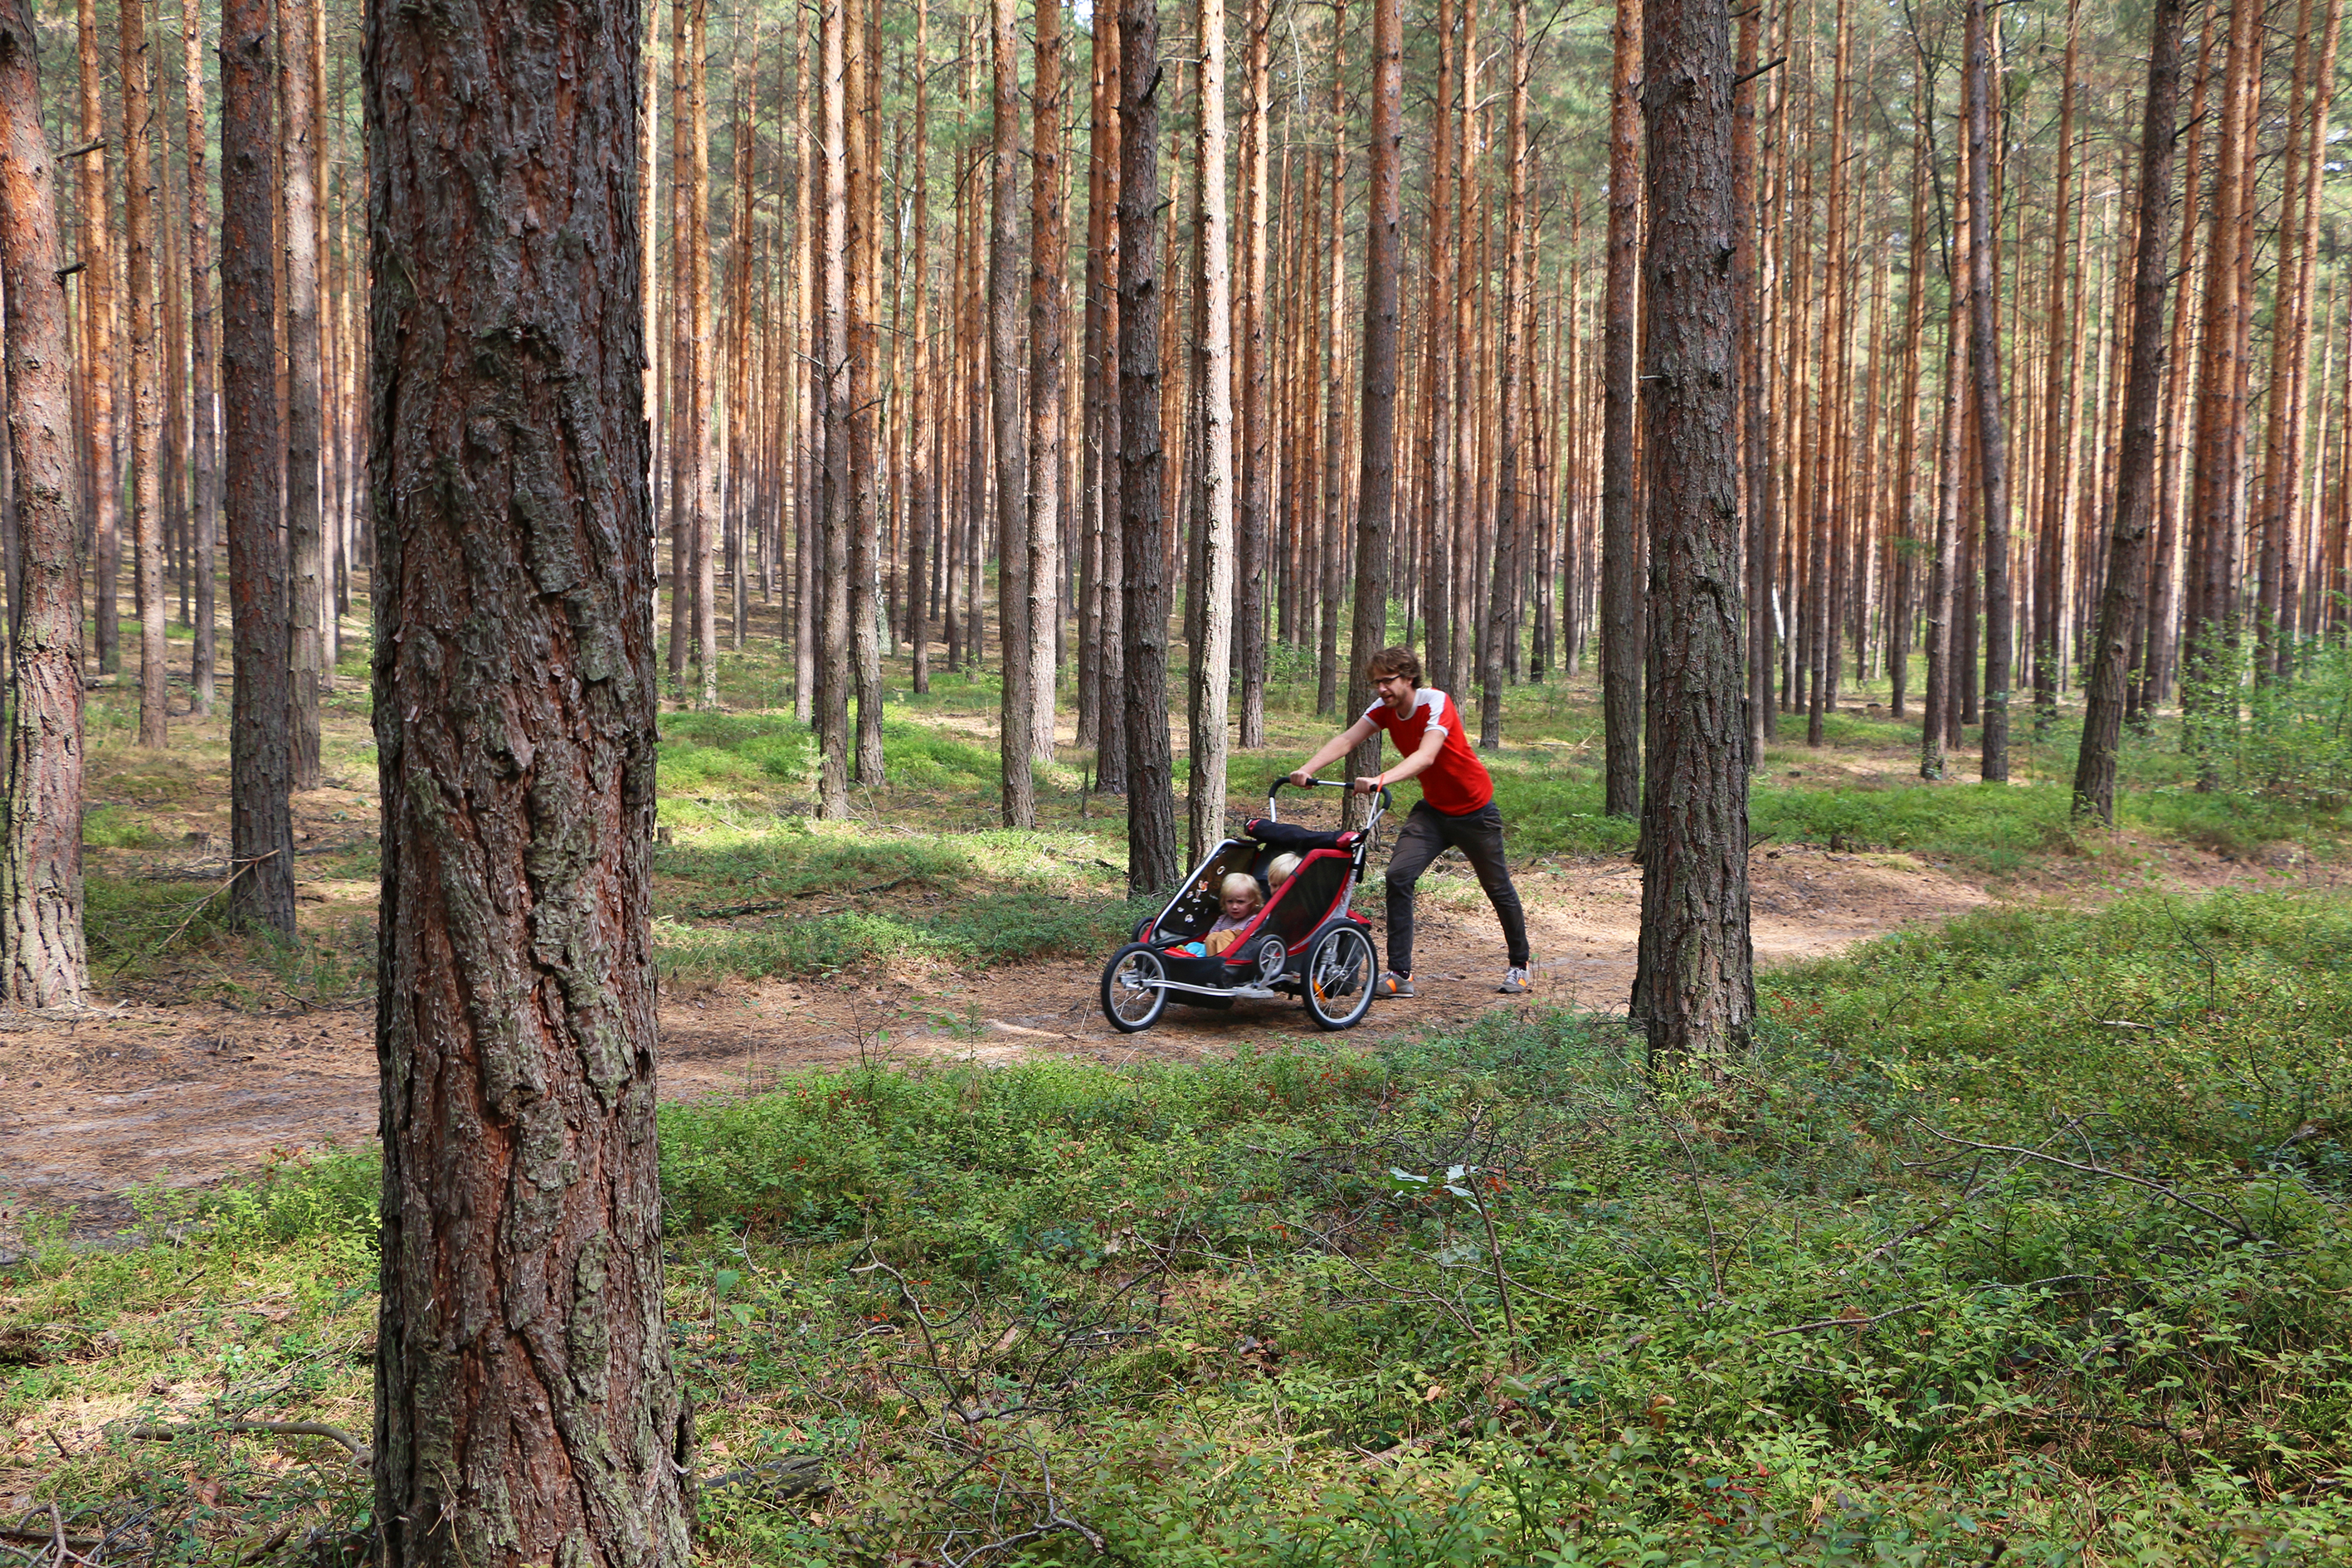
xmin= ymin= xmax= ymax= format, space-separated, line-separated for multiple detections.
xmin=1303 ymin=925 xmax=1376 ymax=1030
xmin=1100 ymin=943 xmax=1171 ymax=1032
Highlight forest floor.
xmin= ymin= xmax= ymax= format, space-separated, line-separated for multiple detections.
xmin=0 ymin=606 xmax=2330 ymax=1246
xmin=10 ymin=596 xmax=2352 ymax=1565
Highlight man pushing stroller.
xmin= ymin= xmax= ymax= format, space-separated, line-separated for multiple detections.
xmin=1288 ymin=646 xmax=1533 ymax=997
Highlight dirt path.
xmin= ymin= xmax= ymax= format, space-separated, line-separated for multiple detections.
xmin=0 ymin=843 xmax=2009 ymax=1247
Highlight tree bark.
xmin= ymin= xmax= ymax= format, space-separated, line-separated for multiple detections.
xmin=1478 ymin=0 xmax=1527 ymax=751
xmin=1092 ymin=5 xmax=1127 ymax=795
xmin=368 ymin=0 xmax=694 ymax=1554
xmin=1028 ymin=0 xmax=1064 ymax=770
xmin=1601 ymin=0 xmax=1643 ymax=816
xmin=1964 ymin=0 xmax=2014 ymax=782
xmin=1636 ymin=0 xmax=1749 ymax=1069
xmin=2075 ymin=0 xmax=2184 ymax=823
xmin=122 ymin=0 xmax=165 ymax=747
xmin=689 ymin=0 xmax=719 ymax=709
xmin=282 ymin=0 xmax=324 ymax=786
xmin=816 ymin=0 xmax=852 ymax=816
xmin=1921 ymin=106 xmax=1969 ymax=785
xmin=1418 ymin=0 xmax=1456 ymax=696
xmin=1235 ymin=0 xmax=1272 ymax=750
xmin=183 ymin=0 xmax=217 ymax=718
xmin=76 ymin=0 xmax=118 ymax=678
xmin=992 ymin=0 xmax=1033 ymax=825
xmin=1188 ymin=0 xmax=1234 ymax=861
xmin=850 ymin=0 xmax=884 ymax=783
xmin=221 ymin=0 xmax=295 ymax=937
xmin=1120 ymin=0 xmax=1177 ymax=892
xmin=2033 ymin=0 xmax=2082 ymax=728
xmin=0 ymin=0 xmax=88 ymax=1007
xmin=1348 ymin=0 xmax=1400 ymax=793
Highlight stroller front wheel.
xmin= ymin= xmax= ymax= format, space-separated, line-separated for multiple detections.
xmin=1101 ymin=943 xmax=1171 ymax=1033
xmin=1303 ymin=925 xmax=1377 ymax=1030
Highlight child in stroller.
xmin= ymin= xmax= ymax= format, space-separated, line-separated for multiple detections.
xmin=1098 ymin=779 xmax=1387 ymax=1033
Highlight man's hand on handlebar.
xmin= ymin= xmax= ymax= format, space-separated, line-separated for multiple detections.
xmin=1351 ymin=777 xmax=1383 ymax=796
xmin=1286 ymin=767 xmax=1317 ymax=788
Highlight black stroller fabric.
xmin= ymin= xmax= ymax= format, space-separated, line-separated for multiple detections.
xmin=1245 ymin=818 xmax=1353 ymax=854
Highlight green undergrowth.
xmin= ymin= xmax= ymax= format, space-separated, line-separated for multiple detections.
xmin=11 ymin=889 xmax=2352 ymax=1562
xmin=650 ymin=815 xmax=1150 ymax=980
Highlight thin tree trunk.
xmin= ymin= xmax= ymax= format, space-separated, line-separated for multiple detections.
xmin=1093 ymin=6 xmax=1127 ymax=795
xmin=221 ymin=0 xmax=295 ymax=933
xmin=1235 ymin=0 xmax=1273 ymax=750
xmin=991 ymin=0 xmax=1032 ymax=823
xmin=1348 ymin=0 xmax=1401 ymax=798
xmin=2183 ymin=0 xmax=2260 ymax=767
xmin=77 ymin=0 xmax=119 ymax=679
xmin=282 ymin=0 xmax=323 ymax=786
xmin=1030 ymin=0 xmax=1069 ymax=779
xmin=122 ymin=0 xmax=165 ymax=746
xmin=1187 ymin=0 xmax=1234 ymax=859
xmin=1636 ymin=0 xmax=1750 ymax=1068
xmin=2075 ymin=0 xmax=2184 ymax=822
xmin=689 ymin=0 xmax=719 ymax=709
xmin=184 ymin=0 xmax=217 ymax=718
xmin=851 ymin=0 xmax=884 ymax=782
xmin=1965 ymin=0 xmax=2014 ymax=781
xmin=0 ymin=0 xmax=88 ymax=1006
xmin=1888 ymin=75 xmax=1930 ymax=723
xmin=1315 ymin=0 xmax=1346 ymax=719
xmin=1120 ymin=0 xmax=1177 ymax=891
xmin=1922 ymin=105 xmax=1969 ymax=784
xmin=1601 ymin=0 xmax=1643 ymax=815
xmin=1478 ymin=0 xmax=1527 ymax=750
xmin=906 ymin=0 xmax=931 ymax=695
xmin=2033 ymin=0 xmax=2082 ymax=729
xmin=816 ymin=0 xmax=852 ymax=816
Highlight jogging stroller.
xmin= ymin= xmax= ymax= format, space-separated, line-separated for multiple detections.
xmin=1098 ymin=778 xmax=1388 ymax=1034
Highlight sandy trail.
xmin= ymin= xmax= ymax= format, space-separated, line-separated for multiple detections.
xmin=0 ymin=843 xmax=2000 ymax=1246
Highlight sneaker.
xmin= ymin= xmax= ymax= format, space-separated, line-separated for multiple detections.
xmin=1375 ymin=971 xmax=1416 ymax=1000
xmin=1497 ymin=967 xmax=1531 ymax=995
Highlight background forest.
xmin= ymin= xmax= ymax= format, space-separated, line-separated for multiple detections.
xmin=6 ymin=0 xmax=2352 ymax=1562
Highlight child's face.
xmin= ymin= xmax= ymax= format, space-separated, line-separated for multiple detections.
xmin=1222 ymin=888 xmax=1260 ymax=922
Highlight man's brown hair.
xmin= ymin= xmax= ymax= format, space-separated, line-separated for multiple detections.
xmin=1366 ymin=646 xmax=1422 ymax=684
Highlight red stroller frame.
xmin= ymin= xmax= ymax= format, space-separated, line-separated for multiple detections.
xmin=1098 ymin=779 xmax=1388 ymax=1033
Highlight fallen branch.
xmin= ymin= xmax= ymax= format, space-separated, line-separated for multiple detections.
xmin=109 ymin=851 xmax=282 ymax=975
xmin=686 ymin=874 xmax=918 ymax=920
xmin=1907 ymin=1119 xmax=2258 ymax=1242
xmin=119 ymin=1419 xmax=369 ymax=1468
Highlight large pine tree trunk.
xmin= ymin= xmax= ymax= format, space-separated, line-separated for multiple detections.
xmin=1120 ymin=0 xmax=1178 ymax=892
xmin=122 ymin=0 xmax=165 ymax=747
xmin=1600 ymin=0 xmax=1643 ymax=816
xmin=221 ymin=0 xmax=296 ymax=937
xmin=1636 ymin=0 xmax=1750 ymax=1068
xmin=1964 ymin=0 xmax=2014 ymax=782
xmin=0 ymin=0 xmax=88 ymax=1007
xmin=183 ymin=0 xmax=218 ymax=718
xmin=2075 ymin=0 xmax=2184 ymax=822
xmin=992 ymin=0 xmax=1033 ymax=824
xmin=1188 ymin=0 xmax=1234 ymax=861
xmin=368 ymin=0 xmax=694 ymax=1556
xmin=282 ymin=0 xmax=324 ymax=787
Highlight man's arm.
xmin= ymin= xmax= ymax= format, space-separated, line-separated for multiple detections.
xmin=1289 ymin=715 xmax=1380 ymax=786
xmin=1354 ymin=723 xmax=1445 ymax=794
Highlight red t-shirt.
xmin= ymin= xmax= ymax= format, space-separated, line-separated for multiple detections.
xmin=1365 ymin=688 xmax=1493 ymax=815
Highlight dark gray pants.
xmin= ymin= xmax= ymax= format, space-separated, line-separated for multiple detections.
xmin=1384 ymin=800 xmax=1530 ymax=976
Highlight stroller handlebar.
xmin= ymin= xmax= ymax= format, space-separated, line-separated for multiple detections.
xmin=1266 ymin=776 xmax=1390 ymax=831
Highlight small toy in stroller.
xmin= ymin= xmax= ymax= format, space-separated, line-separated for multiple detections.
xmin=1099 ymin=778 xmax=1386 ymax=1033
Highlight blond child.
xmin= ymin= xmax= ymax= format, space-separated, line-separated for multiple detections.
xmin=1189 ymin=873 xmax=1264 ymax=956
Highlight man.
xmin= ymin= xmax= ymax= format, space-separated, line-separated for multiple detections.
xmin=1289 ymin=646 xmax=1531 ymax=996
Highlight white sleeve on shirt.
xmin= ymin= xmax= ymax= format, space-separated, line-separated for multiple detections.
xmin=1419 ymin=689 xmax=1449 ymax=740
